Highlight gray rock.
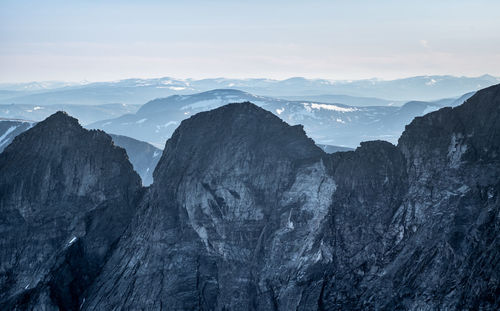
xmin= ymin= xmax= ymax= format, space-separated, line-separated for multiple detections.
xmin=2 ymin=84 xmax=500 ymax=310
xmin=0 ymin=112 xmax=143 ymax=310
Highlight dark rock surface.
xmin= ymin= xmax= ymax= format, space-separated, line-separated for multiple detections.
xmin=0 ymin=112 xmax=143 ymax=310
xmin=0 ymin=119 xmax=161 ymax=187
xmin=1 ymin=84 xmax=499 ymax=310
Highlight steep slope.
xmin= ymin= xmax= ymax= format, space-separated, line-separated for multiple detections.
xmin=84 ymin=85 xmax=499 ymax=310
xmin=2 ymin=84 xmax=499 ymax=310
xmin=83 ymin=102 xmax=331 ymax=310
xmin=0 ymin=112 xmax=143 ymax=310
xmin=317 ymin=85 xmax=500 ymax=310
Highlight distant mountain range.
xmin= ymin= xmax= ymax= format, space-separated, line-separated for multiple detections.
xmin=0 ymin=75 xmax=496 ymax=106
xmin=0 ymin=103 xmax=139 ymax=125
xmin=88 ymin=89 xmax=474 ymax=148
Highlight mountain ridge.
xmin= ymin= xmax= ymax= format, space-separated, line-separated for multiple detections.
xmin=0 ymin=84 xmax=499 ymax=310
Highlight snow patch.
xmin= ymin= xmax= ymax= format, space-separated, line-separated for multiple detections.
xmin=303 ymin=102 xmax=358 ymax=113
xmin=136 ymin=118 xmax=147 ymax=124
xmin=425 ymin=78 xmax=437 ymax=86
xmin=168 ymin=86 xmax=186 ymax=91
xmin=276 ymin=107 xmax=285 ymax=115
xmin=0 ymin=125 xmax=17 ymax=147
xmin=68 ymin=236 xmax=77 ymax=245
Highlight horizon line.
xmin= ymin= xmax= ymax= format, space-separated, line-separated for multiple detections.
xmin=1 ymin=73 xmax=499 ymax=85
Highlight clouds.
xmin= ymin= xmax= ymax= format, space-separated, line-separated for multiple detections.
xmin=420 ymin=40 xmax=430 ymax=49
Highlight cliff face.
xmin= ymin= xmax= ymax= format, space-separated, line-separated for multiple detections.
xmin=1 ymin=85 xmax=499 ymax=310
xmin=0 ymin=112 xmax=143 ymax=310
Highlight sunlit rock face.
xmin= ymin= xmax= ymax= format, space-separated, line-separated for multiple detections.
xmin=1 ymin=84 xmax=499 ymax=310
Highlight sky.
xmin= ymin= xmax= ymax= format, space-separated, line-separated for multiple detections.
xmin=1 ymin=0 xmax=500 ymax=83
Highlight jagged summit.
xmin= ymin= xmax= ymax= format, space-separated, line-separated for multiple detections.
xmin=4 ymin=111 xmax=114 ymax=157
xmin=398 ymin=83 xmax=500 ymax=164
xmin=164 ymin=101 xmax=322 ymax=157
xmin=35 ymin=110 xmax=81 ymax=130
xmin=153 ymin=101 xmax=324 ymax=183
xmin=1 ymin=85 xmax=499 ymax=310
xmin=0 ymin=110 xmax=143 ymax=309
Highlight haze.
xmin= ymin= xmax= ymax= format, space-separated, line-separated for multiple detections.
xmin=1 ymin=0 xmax=500 ymax=83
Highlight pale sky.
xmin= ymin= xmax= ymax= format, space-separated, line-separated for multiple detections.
xmin=1 ymin=0 xmax=499 ymax=82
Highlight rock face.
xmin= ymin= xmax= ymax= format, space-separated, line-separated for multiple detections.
xmin=0 ymin=112 xmax=143 ymax=310
xmin=0 ymin=120 xmax=161 ymax=187
xmin=1 ymin=84 xmax=499 ymax=310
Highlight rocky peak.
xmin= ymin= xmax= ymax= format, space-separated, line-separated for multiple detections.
xmin=1 ymin=83 xmax=499 ymax=310
xmin=398 ymin=83 xmax=500 ymax=174
xmin=0 ymin=111 xmax=143 ymax=310
xmin=153 ymin=101 xmax=323 ymax=188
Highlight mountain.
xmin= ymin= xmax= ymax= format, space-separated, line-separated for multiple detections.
xmin=0 ymin=117 xmax=337 ymax=184
xmin=0 ymin=112 xmax=144 ymax=310
xmin=88 ymin=89 xmax=448 ymax=148
xmin=85 ymin=85 xmax=498 ymax=310
xmin=0 ymin=103 xmax=139 ymax=125
xmin=317 ymin=144 xmax=354 ymax=153
xmin=0 ymin=119 xmax=35 ymax=153
xmin=1 ymin=84 xmax=499 ymax=310
xmin=0 ymin=119 xmax=160 ymax=186
xmin=109 ymin=134 xmax=161 ymax=186
xmin=450 ymin=91 xmax=476 ymax=107
xmin=279 ymin=94 xmax=403 ymax=107
xmin=88 ymin=89 xmax=271 ymax=147
xmin=0 ymin=81 xmax=86 ymax=92
xmin=0 ymin=75 xmax=497 ymax=106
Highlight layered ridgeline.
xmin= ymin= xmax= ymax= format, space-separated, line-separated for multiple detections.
xmin=0 ymin=75 xmax=496 ymax=105
xmin=1 ymin=85 xmax=499 ymax=310
xmin=88 ymin=89 xmax=472 ymax=148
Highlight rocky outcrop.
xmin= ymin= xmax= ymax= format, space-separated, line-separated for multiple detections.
xmin=0 ymin=112 xmax=143 ymax=310
xmin=1 ymin=84 xmax=499 ymax=310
